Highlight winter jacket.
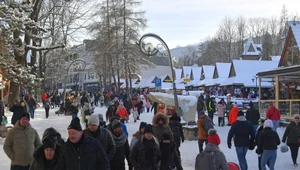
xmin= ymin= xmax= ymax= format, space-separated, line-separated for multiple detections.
xmin=228 ymin=107 xmax=239 ymax=125
xmin=266 ymin=106 xmax=280 ymax=121
xmin=130 ymin=131 xmax=143 ymax=150
xmin=9 ymin=105 xmax=26 ymax=125
xmin=195 ymin=143 xmax=229 ymax=170
xmin=246 ymin=108 xmax=260 ymax=125
xmin=197 ymin=96 xmax=205 ymax=112
xmin=282 ymin=121 xmax=300 ymax=145
xmin=80 ymin=96 xmax=89 ymax=106
xmin=109 ymin=130 xmax=132 ymax=170
xmin=168 ymin=119 xmax=184 ymax=148
xmin=227 ymin=116 xmax=255 ymax=147
xmin=152 ymin=113 xmax=174 ymax=142
xmin=208 ymin=100 xmax=216 ymax=112
xmin=216 ymin=103 xmax=226 ymax=117
xmin=151 ymin=102 xmax=158 ymax=115
xmin=69 ymin=105 xmax=79 ymax=114
xmin=256 ymin=127 xmax=280 ymax=154
xmin=106 ymin=105 xmax=117 ymax=118
xmin=83 ymin=127 xmax=116 ymax=160
xmin=130 ymin=136 xmax=161 ymax=170
xmin=28 ymin=98 xmax=37 ymax=109
xmin=57 ymin=135 xmax=110 ymax=170
xmin=41 ymin=93 xmax=48 ymax=101
xmin=197 ymin=114 xmax=208 ymax=140
xmin=29 ymin=144 xmax=61 ymax=170
xmin=160 ymin=141 xmax=183 ymax=170
xmin=116 ymin=108 xmax=129 ymax=119
xmin=3 ymin=121 xmax=41 ymax=166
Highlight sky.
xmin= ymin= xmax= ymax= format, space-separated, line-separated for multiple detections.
xmin=140 ymin=0 xmax=299 ymax=49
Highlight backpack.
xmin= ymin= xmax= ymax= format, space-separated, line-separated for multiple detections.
xmin=195 ymin=151 xmax=216 ymax=170
xmin=171 ymin=125 xmax=181 ymax=146
xmin=202 ymin=115 xmax=214 ymax=135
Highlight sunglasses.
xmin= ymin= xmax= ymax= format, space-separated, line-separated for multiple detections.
xmin=295 ymin=117 xmax=299 ymax=120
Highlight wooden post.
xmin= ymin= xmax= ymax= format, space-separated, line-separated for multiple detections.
xmin=275 ymin=76 xmax=279 ymax=108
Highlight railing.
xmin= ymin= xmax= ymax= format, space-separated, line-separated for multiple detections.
xmin=260 ymin=99 xmax=300 ymax=117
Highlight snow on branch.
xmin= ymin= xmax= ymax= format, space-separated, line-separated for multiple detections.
xmin=25 ymin=44 xmax=65 ymax=51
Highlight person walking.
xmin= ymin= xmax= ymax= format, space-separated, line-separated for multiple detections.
xmin=10 ymin=100 xmax=27 ymax=125
xmin=197 ymin=111 xmax=211 ymax=153
xmin=168 ymin=115 xmax=184 ymax=156
xmin=197 ymin=94 xmax=206 ymax=118
xmin=108 ymin=119 xmax=132 ymax=170
xmin=30 ymin=138 xmax=60 ymax=170
xmin=195 ymin=129 xmax=228 ymax=170
xmin=130 ymin=122 xmax=147 ymax=150
xmin=3 ymin=113 xmax=41 ymax=170
xmin=228 ymin=103 xmax=239 ymax=126
xmin=44 ymin=98 xmax=51 ymax=118
xmin=246 ymin=101 xmax=261 ymax=135
xmin=130 ymin=124 xmax=161 ymax=170
xmin=282 ymin=114 xmax=300 ymax=167
xmin=151 ymin=101 xmax=158 ymax=115
xmin=159 ymin=133 xmax=183 ymax=170
xmin=266 ymin=102 xmax=280 ymax=131
xmin=227 ymin=111 xmax=255 ymax=170
xmin=257 ymin=119 xmax=280 ymax=170
xmin=27 ymin=95 xmax=37 ymax=119
xmin=57 ymin=117 xmax=110 ymax=170
xmin=216 ymin=99 xmax=226 ymax=126
xmin=152 ymin=113 xmax=174 ymax=143
xmin=255 ymin=119 xmax=270 ymax=170
xmin=116 ymin=102 xmax=129 ymax=123
xmin=83 ymin=114 xmax=116 ymax=160
xmin=207 ymin=97 xmax=216 ymax=125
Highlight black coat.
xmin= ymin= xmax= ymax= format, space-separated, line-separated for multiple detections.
xmin=227 ymin=116 xmax=255 ymax=147
xmin=110 ymin=132 xmax=131 ymax=170
xmin=80 ymin=96 xmax=89 ymax=106
xmin=30 ymin=144 xmax=60 ymax=170
xmin=57 ymin=135 xmax=110 ymax=170
xmin=83 ymin=127 xmax=116 ymax=160
xmin=282 ymin=121 xmax=300 ymax=145
xmin=159 ymin=142 xmax=183 ymax=170
xmin=130 ymin=136 xmax=161 ymax=170
xmin=151 ymin=102 xmax=158 ymax=115
xmin=168 ymin=120 xmax=184 ymax=148
xmin=10 ymin=105 xmax=26 ymax=125
xmin=246 ymin=108 xmax=260 ymax=125
xmin=257 ymin=127 xmax=280 ymax=154
xmin=106 ymin=105 xmax=117 ymax=118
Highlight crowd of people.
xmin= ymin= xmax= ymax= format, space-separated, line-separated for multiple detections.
xmin=196 ymin=93 xmax=300 ymax=170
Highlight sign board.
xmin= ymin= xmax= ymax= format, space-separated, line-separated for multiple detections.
xmin=155 ymin=78 xmax=162 ymax=90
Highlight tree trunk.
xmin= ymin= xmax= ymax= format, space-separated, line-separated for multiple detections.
xmin=8 ymin=82 xmax=20 ymax=107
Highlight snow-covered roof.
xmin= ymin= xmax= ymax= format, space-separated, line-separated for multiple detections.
xmin=202 ymin=65 xmax=214 ymax=79
xmin=191 ymin=66 xmax=202 ymax=80
xmin=138 ymin=76 xmax=155 ymax=88
xmin=120 ymin=79 xmax=139 ymax=89
xmin=242 ymin=37 xmax=261 ymax=56
xmin=215 ymin=62 xmax=231 ymax=78
xmin=290 ymin=22 xmax=300 ymax=49
xmin=175 ymin=69 xmax=182 ymax=80
xmin=139 ymin=65 xmax=172 ymax=78
xmin=182 ymin=66 xmax=192 ymax=79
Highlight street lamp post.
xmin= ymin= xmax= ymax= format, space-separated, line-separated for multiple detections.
xmin=62 ymin=59 xmax=86 ymax=107
xmin=138 ymin=33 xmax=180 ymax=114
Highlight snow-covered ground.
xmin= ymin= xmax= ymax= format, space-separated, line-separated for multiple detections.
xmin=0 ymin=106 xmax=296 ymax=170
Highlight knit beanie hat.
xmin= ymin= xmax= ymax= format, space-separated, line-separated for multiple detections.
xmin=111 ymin=119 xmax=122 ymax=129
xmin=161 ymin=133 xmax=171 ymax=141
xmin=67 ymin=117 xmax=82 ymax=131
xmin=264 ymin=119 xmax=273 ymax=129
xmin=42 ymin=127 xmax=59 ymax=143
xmin=208 ymin=129 xmax=220 ymax=145
xmin=19 ymin=112 xmax=30 ymax=120
xmin=139 ymin=122 xmax=147 ymax=130
xmin=238 ymin=110 xmax=244 ymax=117
xmin=88 ymin=114 xmax=100 ymax=126
xmin=43 ymin=138 xmax=56 ymax=150
xmin=144 ymin=124 xmax=153 ymax=134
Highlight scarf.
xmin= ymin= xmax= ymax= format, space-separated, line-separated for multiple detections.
xmin=112 ymin=131 xmax=127 ymax=147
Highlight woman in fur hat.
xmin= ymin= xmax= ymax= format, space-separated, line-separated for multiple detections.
xmin=152 ymin=113 xmax=174 ymax=142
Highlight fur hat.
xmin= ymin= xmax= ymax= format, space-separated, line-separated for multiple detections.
xmin=88 ymin=114 xmax=99 ymax=126
xmin=67 ymin=117 xmax=82 ymax=131
xmin=19 ymin=112 xmax=30 ymax=120
xmin=144 ymin=124 xmax=153 ymax=134
xmin=208 ymin=129 xmax=220 ymax=145
xmin=139 ymin=122 xmax=147 ymax=130
xmin=264 ymin=119 xmax=273 ymax=129
xmin=111 ymin=119 xmax=122 ymax=129
xmin=43 ymin=138 xmax=56 ymax=150
xmin=238 ymin=110 xmax=244 ymax=117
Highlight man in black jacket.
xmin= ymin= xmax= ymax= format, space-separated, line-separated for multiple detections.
xmin=227 ymin=111 xmax=255 ymax=170
xmin=246 ymin=101 xmax=260 ymax=135
xmin=83 ymin=114 xmax=116 ymax=160
xmin=57 ymin=117 xmax=110 ymax=170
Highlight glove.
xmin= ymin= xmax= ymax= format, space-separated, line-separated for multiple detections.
xmin=228 ymin=143 xmax=231 ymax=149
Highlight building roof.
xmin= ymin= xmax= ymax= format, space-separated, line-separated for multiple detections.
xmin=182 ymin=66 xmax=192 ymax=79
xmin=139 ymin=65 xmax=172 ymax=78
xmin=202 ymin=65 xmax=215 ymax=79
xmin=215 ymin=62 xmax=231 ymax=78
xmin=232 ymin=60 xmax=279 ymax=76
xmin=175 ymin=69 xmax=182 ymax=80
xmin=242 ymin=37 xmax=261 ymax=56
xmin=290 ymin=22 xmax=300 ymax=49
xmin=191 ymin=66 xmax=202 ymax=80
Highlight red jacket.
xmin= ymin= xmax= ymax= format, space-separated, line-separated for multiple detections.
xmin=41 ymin=93 xmax=47 ymax=101
xmin=116 ymin=108 xmax=129 ymax=119
xmin=266 ymin=106 xmax=280 ymax=121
